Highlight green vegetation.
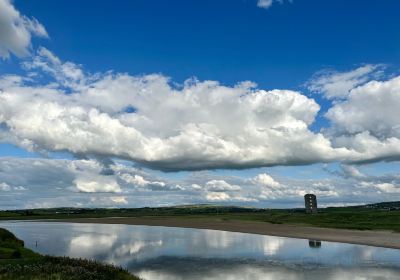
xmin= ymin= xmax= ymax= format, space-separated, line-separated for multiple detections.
xmin=216 ymin=207 xmax=400 ymax=232
xmin=1 ymin=202 xmax=400 ymax=232
xmin=0 ymin=228 xmax=140 ymax=280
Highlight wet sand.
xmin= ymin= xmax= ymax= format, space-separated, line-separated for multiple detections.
xmin=49 ymin=217 xmax=400 ymax=249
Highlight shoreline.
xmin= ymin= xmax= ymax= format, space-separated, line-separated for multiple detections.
xmin=31 ymin=217 xmax=400 ymax=250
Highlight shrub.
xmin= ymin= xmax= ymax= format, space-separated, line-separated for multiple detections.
xmin=11 ymin=250 xmax=21 ymax=258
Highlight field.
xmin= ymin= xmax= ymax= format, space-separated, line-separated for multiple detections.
xmin=1 ymin=202 xmax=400 ymax=232
xmin=0 ymin=228 xmax=140 ymax=280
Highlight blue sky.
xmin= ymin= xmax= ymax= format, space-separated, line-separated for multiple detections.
xmin=0 ymin=0 xmax=400 ymax=209
xmin=11 ymin=0 xmax=400 ymax=87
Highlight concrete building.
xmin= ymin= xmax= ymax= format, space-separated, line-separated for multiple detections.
xmin=304 ymin=194 xmax=317 ymax=214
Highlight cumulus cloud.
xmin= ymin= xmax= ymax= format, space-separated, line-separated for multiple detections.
xmin=0 ymin=157 xmax=188 ymax=208
xmin=68 ymin=159 xmax=121 ymax=193
xmin=358 ymin=181 xmax=400 ymax=194
xmin=327 ymin=76 xmax=400 ymax=138
xmin=323 ymin=163 xmax=400 ymax=196
xmin=1 ymin=51 xmax=399 ymax=169
xmin=205 ymin=180 xmax=241 ymax=192
xmin=375 ymin=183 xmax=400 ymax=193
xmin=1 ymin=157 xmax=399 ymax=209
xmin=204 ymin=191 xmax=255 ymax=203
xmin=74 ymin=176 xmax=121 ymax=193
xmin=120 ymin=173 xmax=182 ymax=191
xmin=0 ymin=0 xmax=48 ymax=59
xmin=249 ymin=173 xmax=339 ymax=200
xmin=0 ymin=48 xmax=359 ymax=171
xmin=0 ymin=44 xmax=399 ymax=173
xmin=251 ymin=173 xmax=281 ymax=188
xmin=205 ymin=192 xmax=231 ymax=202
xmin=0 ymin=182 xmax=26 ymax=191
xmin=326 ymin=75 xmax=400 ymax=164
xmin=120 ymin=174 xmax=163 ymax=188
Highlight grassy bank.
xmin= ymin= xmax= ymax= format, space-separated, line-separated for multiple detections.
xmin=1 ymin=202 xmax=400 ymax=232
xmin=0 ymin=228 xmax=140 ymax=280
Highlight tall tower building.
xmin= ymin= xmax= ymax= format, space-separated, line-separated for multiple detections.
xmin=304 ymin=194 xmax=317 ymax=214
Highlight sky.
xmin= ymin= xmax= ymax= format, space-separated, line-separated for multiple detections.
xmin=0 ymin=0 xmax=400 ymax=209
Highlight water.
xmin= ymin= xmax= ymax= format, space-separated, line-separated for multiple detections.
xmin=1 ymin=221 xmax=400 ymax=280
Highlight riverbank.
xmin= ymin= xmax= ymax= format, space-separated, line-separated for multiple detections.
xmin=0 ymin=227 xmax=140 ymax=280
xmin=2 ymin=204 xmax=400 ymax=233
xmin=52 ymin=217 xmax=400 ymax=250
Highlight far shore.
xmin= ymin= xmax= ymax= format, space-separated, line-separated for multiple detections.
xmin=35 ymin=217 xmax=400 ymax=250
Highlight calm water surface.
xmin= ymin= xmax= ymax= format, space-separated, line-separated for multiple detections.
xmin=1 ymin=221 xmax=400 ymax=280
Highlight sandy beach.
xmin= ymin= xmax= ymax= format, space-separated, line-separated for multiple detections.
xmin=49 ymin=217 xmax=400 ymax=250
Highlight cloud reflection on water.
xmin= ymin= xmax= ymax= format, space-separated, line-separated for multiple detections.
xmin=1 ymin=222 xmax=400 ymax=280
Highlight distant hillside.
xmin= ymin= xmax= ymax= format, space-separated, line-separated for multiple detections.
xmin=2 ymin=201 xmax=400 ymax=219
xmin=1 ymin=202 xmax=400 ymax=232
xmin=362 ymin=201 xmax=400 ymax=210
xmin=0 ymin=204 xmax=263 ymax=220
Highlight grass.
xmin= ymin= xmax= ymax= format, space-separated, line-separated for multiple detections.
xmin=1 ymin=204 xmax=400 ymax=232
xmin=0 ymin=228 xmax=140 ymax=280
xmin=204 ymin=208 xmax=400 ymax=232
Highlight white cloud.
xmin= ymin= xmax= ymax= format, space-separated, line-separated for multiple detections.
xmin=120 ymin=173 xmax=182 ymax=191
xmin=0 ymin=181 xmax=27 ymax=192
xmin=0 ymin=49 xmax=359 ymax=171
xmin=87 ymin=196 xmax=129 ymax=207
xmin=324 ymin=163 xmax=400 ymax=195
xmin=249 ymin=173 xmax=339 ymax=200
xmin=0 ymin=182 xmax=11 ymax=191
xmin=251 ymin=173 xmax=281 ymax=188
xmin=358 ymin=181 xmax=400 ymax=194
xmin=258 ymin=184 xmax=304 ymax=200
xmin=74 ymin=176 xmax=121 ymax=193
xmin=205 ymin=180 xmax=241 ymax=192
xmin=187 ymin=178 xmax=257 ymax=203
xmin=22 ymin=47 xmax=85 ymax=89
xmin=0 ymin=157 xmax=399 ymax=209
xmin=257 ymin=0 xmax=290 ymax=10
xmin=205 ymin=192 xmax=231 ymax=202
xmin=326 ymin=76 xmax=400 ymax=163
xmin=120 ymin=174 xmax=157 ymax=187
xmin=2 ymin=52 xmax=399 ymax=169
xmin=307 ymin=65 xmax=384 ymax=100
xmin=0 ymin=0 xmax=47 ymax=59
xmin=257 ymin=0 xmax=273 ymax=9
xmin=250 ymin=173 xmax=302 ymax=200
xmin=327 ymin=76 xmax=400 ymax=138
xmin=340 ymin=165 xmax=367 ymax=179
xmin=190 ymin=184 xmax=203 ymax=191
xmin=66 ymin=159 xmax=122 ymax=193
xmin=109 ymin=196 xmax=128 ymax=205
xmin=375 ymin=183 xmax=400 ymax=193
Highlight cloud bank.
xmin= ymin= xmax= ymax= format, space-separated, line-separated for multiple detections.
xmin=1 ymin=157 xmax=398 ymax=209
xmin=1 ymin=49 xmax=400 ymax=170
